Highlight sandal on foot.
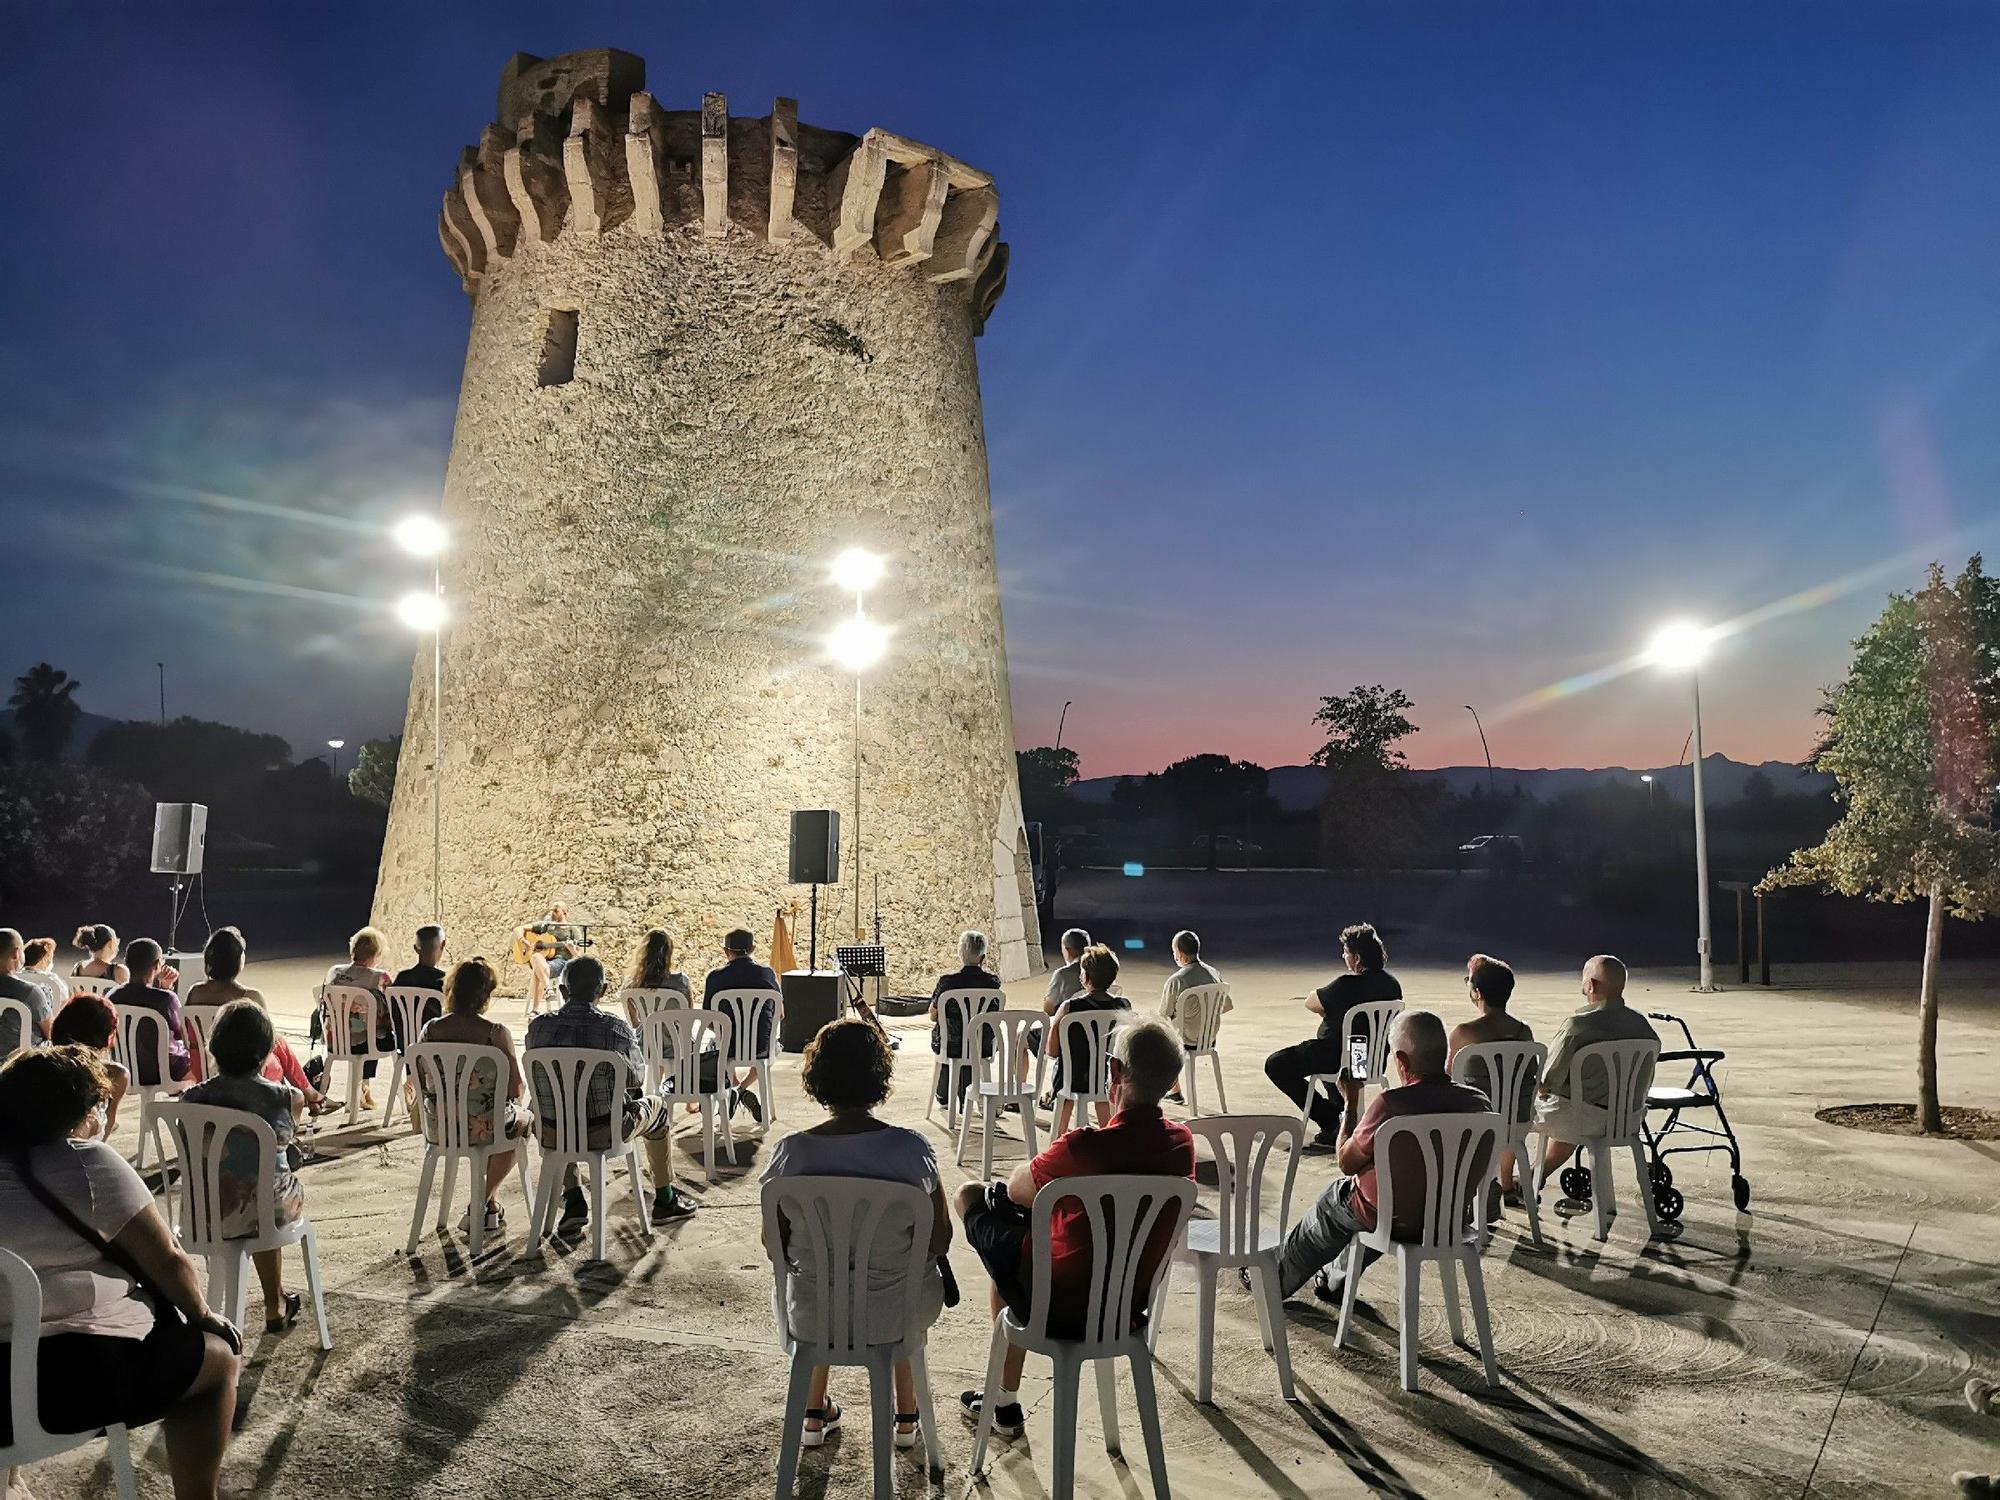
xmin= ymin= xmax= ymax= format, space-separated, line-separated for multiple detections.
xmin=265 ymin=1291 xmax=303 ymax=1332
xmin=893 ymin=1411 xmax=921 ymax=1450
xmin=802 ymin=1401 xmax=843 ymax=1449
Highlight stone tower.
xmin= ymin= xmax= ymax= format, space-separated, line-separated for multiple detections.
xmin=371 ymin=49 xmax=1041 ymax=991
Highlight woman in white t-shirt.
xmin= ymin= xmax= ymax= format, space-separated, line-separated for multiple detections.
xmin=0 ymin=1045 xmax=242 ymax=1500
xmin=761 ymin=1017 xmax=951 ymax=1452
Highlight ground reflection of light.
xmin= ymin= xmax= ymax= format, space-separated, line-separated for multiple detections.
xmin=1123 ymin=937 xmax=1145 ymax=950
xmin=1122 ymin=861 xmax=1146 ymax=877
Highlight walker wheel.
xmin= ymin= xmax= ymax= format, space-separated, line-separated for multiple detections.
xmin=1649 ymin=1159 xmax=1674 ymax=1189
xmin=1654 ymin=1186 xmax=1685 ymax=1223
xmin=1560 ymin=1166 xmax=1591 ymax=1201
xmin=1732 ymin=1174 xmax=1752 ymax=1212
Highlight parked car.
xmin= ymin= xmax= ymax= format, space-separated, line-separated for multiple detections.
xmin=1456 ymin=834 xmax=1527 ymax=872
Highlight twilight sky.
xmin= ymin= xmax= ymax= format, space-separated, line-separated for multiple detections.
xmin=2 ymin=3 xmax=1996 ymax=779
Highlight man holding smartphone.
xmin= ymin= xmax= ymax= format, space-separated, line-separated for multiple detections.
xmin=1263 ymin=922 xmax=1402 ymax=1147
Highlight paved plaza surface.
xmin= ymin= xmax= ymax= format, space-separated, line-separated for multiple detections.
xmin=24 ymin=878 xmax=2000 ymax=1498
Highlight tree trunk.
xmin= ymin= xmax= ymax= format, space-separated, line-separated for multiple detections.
xmin=1917 ymin=879 xmax=1945 ymax=1135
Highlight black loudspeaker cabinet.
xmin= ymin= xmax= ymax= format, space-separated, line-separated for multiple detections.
xmin=779 ymin=971 xmax=844 ymax=1053
xmin=789 ymin=809 xmax=841 ymax=885
xmin=151 ymin=803 xmax=209 ymax=875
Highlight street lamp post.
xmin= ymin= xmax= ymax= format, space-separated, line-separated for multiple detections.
xmin=829 ymin=549 xmax=887 ymax=942
xmin=1640 ymin=772 xmax=1655 ymax=810
xmin=1648 ymin=622 xmax=1716 ymax=992
xmin=395 ymin=515 xmax=450 ymax=924
xmin=1055 ymin=700 xmax=1072 ymax=754
xmin=1463 ymin=704 xmax=1495 ymax=795
xmin=326 ymin=738 xmax=346 ymax=817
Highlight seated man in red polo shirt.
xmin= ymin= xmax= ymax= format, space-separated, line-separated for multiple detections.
xmin=1265 ymin=1008 xmax=1493 ymax=1304
xmin=955 ymin=1016 xmax=1195 ymax=1439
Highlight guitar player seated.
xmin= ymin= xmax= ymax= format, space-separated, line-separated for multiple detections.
xmin=517 ymin=903 xmax=585 ymax=1015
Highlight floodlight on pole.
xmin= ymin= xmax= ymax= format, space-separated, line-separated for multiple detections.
xmin=1648 ymin=620 xmax=1716 ymax=991
xmin=827 ymin=616 xmax=890 ymax=673
xmin=396 ymin=591 xmax=448 ymax=632
xmin=830 ymin=547 xmax=885 ymax=596
xmin=393 ymin=515 xmax=449 ymax=558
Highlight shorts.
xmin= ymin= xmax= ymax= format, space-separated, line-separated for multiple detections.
xmin=1534 ymin=1094 xmax=1610 ymax=1141
xmin=0 ymin=1308 xmax=207 ymax=1444
xmin=962 ymin=1192 xmax=1033 ymax=1320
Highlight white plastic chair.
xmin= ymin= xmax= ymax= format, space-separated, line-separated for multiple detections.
xmin=154 ymin=1101 xmax=332 ymax=1351
xmin=179 ymin=1003 xmax=224 ymax=1083
xmin=405 ymin=1041 xmax=535 ymax=1261
xmin=316 ymin=984 xmax=394 ymax=1128
xmin=954 ymin=1010 xmax=1044 ymax=1179
xmin=0 ymin=994 xmax=37 ymax=1059
xmin=641 ymin=1008 xmax=738 ymax=1183
xmin=522 ymin=1047 xmax=655 ymax=1261
xmin=67 ymin=974 xmax=119 ymax=1001
xmin=1529 ymin=1038 xmax=1661 ymax=1241
xmin=114 ymin=1005 xmax=190 ymax=1175
xmin=1452 ymin=1039 xmax=1549 ymax=1246
xmin=618 ymin=986 xmax=686 ymax=1090
xmin=764 ymin=1176 xmax=945 ymax=1497
xmin=1050 ymin=1009 xmax=1125 ymax=1136
xmin=968 ymin=1173 xmax=1195 ymax=1500
xmin=379 ymin=985 xmax=444 ymax=1129
xmin=926 ymin=987 xmax=1005 ymax=1131
xmin=1332 ymin=1111 xmax=1501 ymax=1392
xmin=1175 ymin=984 xmax=1231 ymax=1117
xmin=710 ymin=987 xmax=783 ymax=1127
xmin=1181 ymin=1114 xmax=1302 ymax=1403
xmin=1301 ymin=997 xmax=1404 ymax=1135
xmin=0 ymin=1247 xmax=140 ymax=1498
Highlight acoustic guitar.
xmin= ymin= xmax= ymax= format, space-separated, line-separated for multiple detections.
xmin=512 ymin=929 xmax=593 ymax=966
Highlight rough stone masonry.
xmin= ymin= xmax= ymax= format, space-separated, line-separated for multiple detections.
xmin=371 ymin=49 xmax=1040 ymax=993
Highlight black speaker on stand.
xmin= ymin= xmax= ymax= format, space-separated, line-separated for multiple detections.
xmin=151 ymin=803 xmax=207 ymax=956
xmin=788 ymin=809 xmax=840 ymax=971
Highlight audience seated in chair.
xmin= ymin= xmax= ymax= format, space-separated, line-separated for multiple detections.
xmin=17 ymin=937 xmax=68 ymax=1032
xmin=389 ymin=924 xmax=450 ymax=1041
xmin=1043 ymin=944 xmax=1133 ymax=1136
xmin=323 ymin=927 xmax=397 ymax=1112
xmin=523 ymin=955 xmax=696 ymax=1230
xmin=929 ymin=929 xmax=1002 ymax=1109
xmin=1265 ymin=1010 xmax=1490 ymax=1306
xmin=186 ymin=928 xmax=336 ymax=1114
xmin=1026 ymin=927 xmax=1090 ymax=1097
xmin=1532 ymin=954 xmax=1659 ymax=1190
xmin=763 ymin=1016 xmax=951 ymax=1451
xmin=1263 ymin=922 xmax=1402 ymax=1147
xmin=417 ymin=956 xmax=529 ymax=1238
xmin=1157 ymin=928 xmax=1227 ymax=1103
xmin=1447 ymin=952 xmax=1535 ymax=1206
xmin=702 ymin=928 xmax=780 ymax=1127
xmin=0 ymin=1045 xmax=242 ymax=1500
xmin=957 ymin=1016 xmax=1194 ymax=1440
xmin=111 ymin=939 xmax=191 ymax=1087
xmin=182 ymin=1001 xmax=309 ymax=1335
xmin=625 ymin=927 xmax=691 ymax=1001
xmin=0 ymin=929 xmax=52 ymax=1055
xmin=49 ymin=994 xmax=129 ymax=1134
xmin=69 ymin=923 xmax=129 ymax=985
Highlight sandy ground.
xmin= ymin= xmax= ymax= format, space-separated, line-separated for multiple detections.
xmin=16 ymin=892 xmax=2000 ymax=1499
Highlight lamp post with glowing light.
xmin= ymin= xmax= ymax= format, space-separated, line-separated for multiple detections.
xmin=395 ymin=515 xmax=449 ymax=923
xmin=326 ymin=739 xmax=346 ymax=816
xmin=1640 ymin=772 xmax=1655 ymax=810
xmin=828 ymin=549 xmax=887 ymax=944
xmin=1648 ymin=622 xmax=1716 ymax=991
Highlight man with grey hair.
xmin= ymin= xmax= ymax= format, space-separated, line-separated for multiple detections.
xmin=957 ymin=1016 xmax=1195 ymax=1439
xmin=1157 ymin=928 xmax=1228 ymax=1103
xmin=1262 ymin=1009 xmax=1492 ymax=1304
xmin=1027 ymin=927 xmax=1092 ymax=1101
xmin=0 ymin=927 xmax=53 ymax=1054
xmin=1534 ymin=954 xmax=1658 ymax=1181
xmin=929 ymin=929 xmax=1002 ymax=1107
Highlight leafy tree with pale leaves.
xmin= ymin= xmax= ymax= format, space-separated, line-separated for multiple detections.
xmin=348 ymin=736 xmax=402 ymax=810
xmin=1761 ymin=557 xmax=2000 ymax=1134
xmin=8 ymin=663 xmax=82 ymax=763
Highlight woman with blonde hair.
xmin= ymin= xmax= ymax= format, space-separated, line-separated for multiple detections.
xmin=322 ymin=927 xmax=395 ymax=1111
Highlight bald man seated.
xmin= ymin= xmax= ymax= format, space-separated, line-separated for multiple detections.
xmin=1533 ymin=954 xmax=1660 ymax=1181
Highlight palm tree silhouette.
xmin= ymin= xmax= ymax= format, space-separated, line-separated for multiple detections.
xmin=9 ymin=662 xmax=82 ymax=762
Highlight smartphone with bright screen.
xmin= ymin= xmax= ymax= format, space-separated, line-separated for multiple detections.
xmin=1348 ymin=1037 xmax=1368 ymax=1079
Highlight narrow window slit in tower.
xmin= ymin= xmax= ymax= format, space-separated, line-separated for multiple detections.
xmin=538 ymin=309 xmax=579 ymax=387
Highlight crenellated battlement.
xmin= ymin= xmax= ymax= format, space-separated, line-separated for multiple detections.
xmin=437 ymin=49 xmax=1009 ymax=329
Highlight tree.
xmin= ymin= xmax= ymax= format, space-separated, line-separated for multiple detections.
xmin=1310 ymin=684 xmax=1419 ymax=771
xmin=1762 ymin=557 xmax=2000 ymax=1134
xmin=1015 ymin=745 xmax=1080 ymax=825
xmin=1157 ymin=754 xmax=1270 ymax=868
xmin=87 ymin=717 xmax=292 ymax=810
xmin=1742 ymin=769 xmax=1776 ymax=803
xmin=9 ymin=663 xmax=82 ymax=763
xmin=348 ymin=736 xmax=402 ymax=809
xmin=0 ymin=762 xmax=152 ymax=903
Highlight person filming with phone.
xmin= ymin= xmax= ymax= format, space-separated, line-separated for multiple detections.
xmin=1263 ymin=922 xmax=1402 ymax=1148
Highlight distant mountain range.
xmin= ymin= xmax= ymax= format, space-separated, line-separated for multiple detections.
xmin=1072 ymin=755 xmax=1832 ymax=813
xmin=0 ymin=708 xmax=123 ymax=762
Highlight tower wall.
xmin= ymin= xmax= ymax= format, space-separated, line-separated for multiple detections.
xmin=372 ymin=50 xmax=1039 ymax=991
